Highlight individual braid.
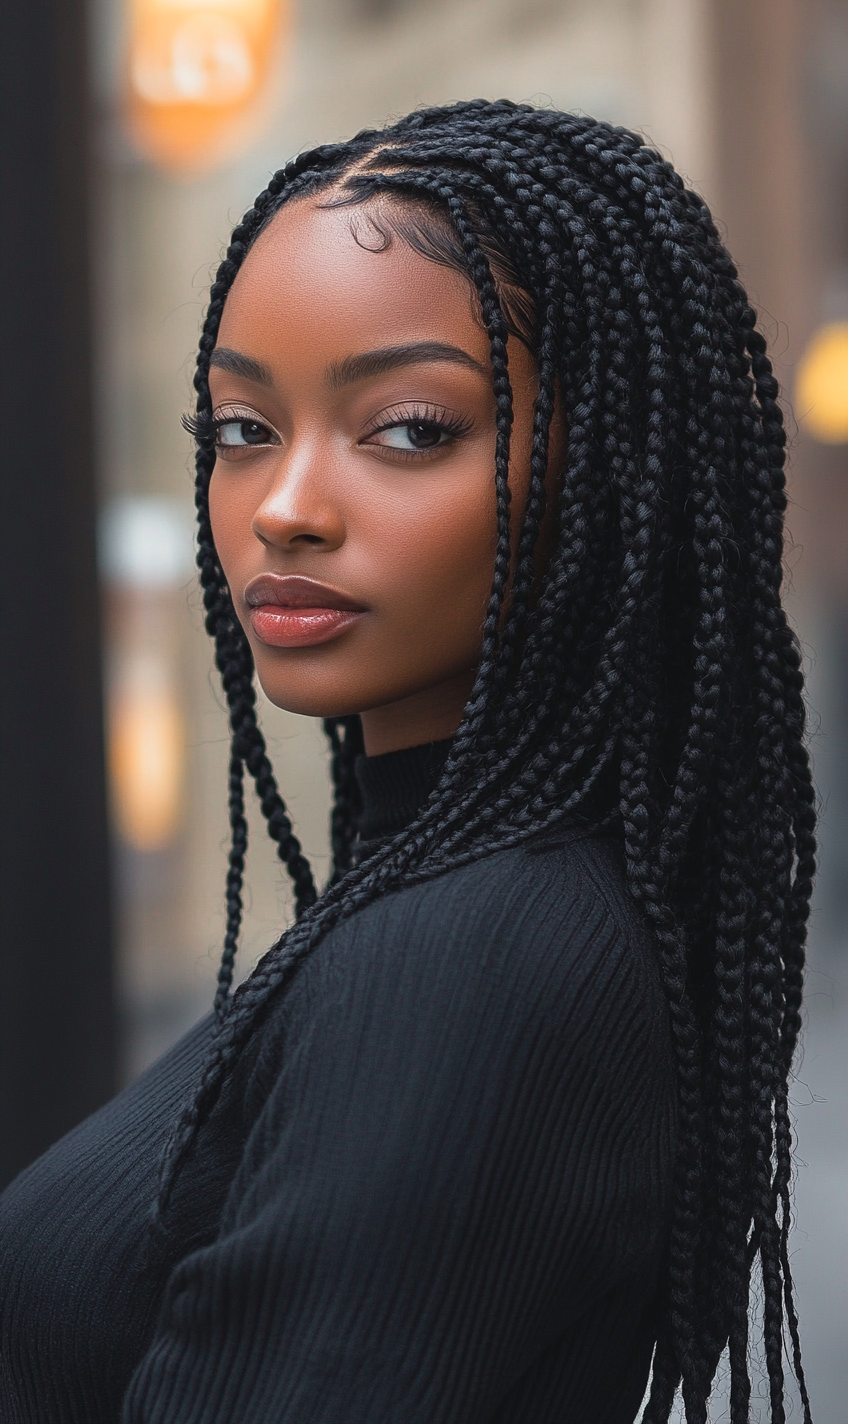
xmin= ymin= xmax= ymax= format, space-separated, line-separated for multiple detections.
xmin=164 ymin=102 xmax=816 ymax=1424
xmin=213 ymin=750 xmax=247 ymax=1018
xmin=323 ymin=715 xmax=364 ymax=882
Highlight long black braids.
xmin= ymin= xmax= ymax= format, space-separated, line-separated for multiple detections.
xmin=167 ymin=100 xmax=815 ymax=1424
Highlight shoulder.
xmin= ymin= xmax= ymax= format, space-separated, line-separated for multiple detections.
xmin=336 ymin=827 xmax=661 ymax=1018
xmin=345 ymin=825 xmax=641 ymax=951
xmin=250 ymin=828 xmax=671 ymax=1114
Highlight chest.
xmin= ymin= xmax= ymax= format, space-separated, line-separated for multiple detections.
xmin=0 ymin=1017 xmax=228 ymax=1423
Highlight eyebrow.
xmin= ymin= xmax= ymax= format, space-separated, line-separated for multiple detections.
xmin=208 ymin=340 xmax=490 ymax=392
xmin=209 ymin=347 xmax=273 ymax=384
xmin=326 ymin=341 xmax=489 ymax=390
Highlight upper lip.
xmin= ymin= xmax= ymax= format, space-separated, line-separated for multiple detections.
xmin=244 ymin=573 xmax=366 ymax=612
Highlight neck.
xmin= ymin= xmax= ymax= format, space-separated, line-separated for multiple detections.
xmin=358 ymin=667 xmax=475 ymax=756
xmin=355 ymin=737 xmax=454 ymax=845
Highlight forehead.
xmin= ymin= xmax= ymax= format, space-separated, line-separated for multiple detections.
xmin=217 ymin=198 xmax=486 ymax=359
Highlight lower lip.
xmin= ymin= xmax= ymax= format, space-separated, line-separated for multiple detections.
xmin=249 ymin=605 xmax=364 ymax=648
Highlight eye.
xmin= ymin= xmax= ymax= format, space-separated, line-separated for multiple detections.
xmin=375 ymin=421 xmax=450 ymax=451
xmin=217 ymin=418 xmax=274 ymax=448
xmin=362 ymin=405 xmax=472 ymax=458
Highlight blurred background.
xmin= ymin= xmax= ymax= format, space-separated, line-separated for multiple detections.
xmin=1 ymin=0 xmax=846 ymax=1415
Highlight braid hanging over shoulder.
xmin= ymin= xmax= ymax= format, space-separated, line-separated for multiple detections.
xmin=169 ymin=100 xmax=816 ymax=1424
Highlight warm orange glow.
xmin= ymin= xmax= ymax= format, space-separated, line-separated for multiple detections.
xmin=796 ymin=322 xmax=848 ymax=445
xmin=125 ymin=0 xmax=287 ymax=173
xmin=110 ymin=684 xmax=185 ymax=851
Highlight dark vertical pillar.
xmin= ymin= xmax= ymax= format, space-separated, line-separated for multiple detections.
xmin=0 ymin=0 xmax=117 ymax=1186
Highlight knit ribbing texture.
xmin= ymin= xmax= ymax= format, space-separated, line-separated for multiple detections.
xmin=0 ymin=820 xmax=674 ymax=1423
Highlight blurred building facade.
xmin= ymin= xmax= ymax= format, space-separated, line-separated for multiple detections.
xmin=91 ymin=0 xmax=848 ymax=1415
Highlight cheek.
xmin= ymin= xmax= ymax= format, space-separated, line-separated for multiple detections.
xmin=208 ymin=466 xmax=255 ymax=580
xmin=358 ymin=471 xmax=497 ymax=649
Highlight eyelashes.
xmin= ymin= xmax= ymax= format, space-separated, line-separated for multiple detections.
xmin=181 ymin=407 xmax=278 ymax=456
xmin=362 ymin=402 xmax=473 ymax=443
xmin=181 ymin=410 xmax=217 ymax=446
xmin=181 ymin=401 xmax=475 ymax=457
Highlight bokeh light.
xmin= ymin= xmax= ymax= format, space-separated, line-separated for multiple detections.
xmin=125 ymin=0 xmax=287 ymax=172
xmin=109 ymin=676 xmax=185 ymax=851
xmin=796 ymin=321 xmax=848 ymax=444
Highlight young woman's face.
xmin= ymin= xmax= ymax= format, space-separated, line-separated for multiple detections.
xmin=209 ymin=197 xmax=554 ymax=755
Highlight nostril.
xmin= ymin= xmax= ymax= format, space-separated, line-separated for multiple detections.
xmin=294 ymin=533 xmax=325 ymax=546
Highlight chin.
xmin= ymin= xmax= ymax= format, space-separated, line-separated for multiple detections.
xmin=249 ymin=645 xmax=361 ymax=719
xmin=253 ymin=666 xmax=381 ymax=721
xmin=256 ymin=682 xmax=359 ymax=720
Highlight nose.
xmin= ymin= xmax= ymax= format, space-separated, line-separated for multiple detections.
xmin=251 ymin=438 xmax=346 ymax=553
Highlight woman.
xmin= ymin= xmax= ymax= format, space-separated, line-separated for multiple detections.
xmin=0 ymin=100 xmax=815 ymax=1424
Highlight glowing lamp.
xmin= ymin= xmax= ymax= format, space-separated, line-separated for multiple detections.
xmin=109 ymin=675 xmax=185 ymax=852
xmin=100 ymin=497 xmax=194 ymax=854
xmin=795 ymin=322 xmax=848 ymax=445
xmin=125 ymin=0 xmax=287 ymax=173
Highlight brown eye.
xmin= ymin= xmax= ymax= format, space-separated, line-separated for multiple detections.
xmin=377 ymin=421 xmax=448 ymax=451
xmin=407 ymin=422 xmax=443 ymax=448
xmin=217 ymin=419 xmax=272 ymax=448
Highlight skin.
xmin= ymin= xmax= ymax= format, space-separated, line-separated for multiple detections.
xmin=208 ymin=196 xmax=560 ymax=756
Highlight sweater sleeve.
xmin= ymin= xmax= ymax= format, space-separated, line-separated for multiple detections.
xmin=122 ymin=840 xmax=675 ymax=1424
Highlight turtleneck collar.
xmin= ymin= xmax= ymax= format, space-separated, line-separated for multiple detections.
xmin=355 ymin=739 xmax=453 ymax=846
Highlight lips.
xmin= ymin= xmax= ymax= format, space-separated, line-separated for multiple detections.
xmin=244 ymin=574 xmax=366 ymax=649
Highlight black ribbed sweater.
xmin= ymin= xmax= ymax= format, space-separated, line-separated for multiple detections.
xmin=0 ymin=742 xmax=676 ymax=1423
